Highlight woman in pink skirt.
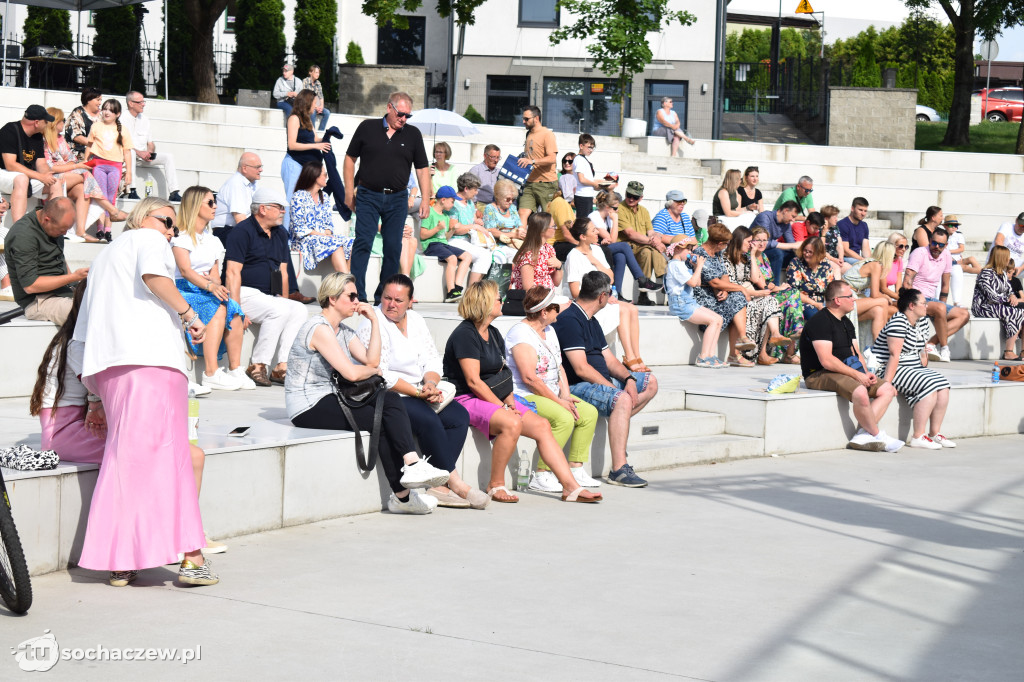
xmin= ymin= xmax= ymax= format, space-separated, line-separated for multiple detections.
xmin=71 ymin=197 xmax=217 ymax=587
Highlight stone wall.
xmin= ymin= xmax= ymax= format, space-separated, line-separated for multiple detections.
xmin=336 ymin=65 xmax=426 ymax=116
xmin=827 ymin=87 xmax=917 ymax=150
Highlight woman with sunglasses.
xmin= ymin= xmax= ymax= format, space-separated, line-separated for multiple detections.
xmin=172 ymin=186 xmax=253 ymax=391
xmin=872 ymin=239 xmax=903 ymax=307
xmin=71 ymin=197 xmax=218 ymax=587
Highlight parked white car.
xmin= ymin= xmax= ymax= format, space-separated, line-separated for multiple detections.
xmin=916 ymin=105 xmax=941 ymax=122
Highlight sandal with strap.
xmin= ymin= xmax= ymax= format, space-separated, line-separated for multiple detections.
xmin=622 ymin=356 xmax=650 ymax=372
xmin=487 ymin=485 xmax=518 ymax=503
xmin=1002 ymin=350 xmax=1019 ymax=361
xmin=562 ymin=487 xmax=602 ymax=503
xmin=729 ymin=355 xmax=755 ymax=367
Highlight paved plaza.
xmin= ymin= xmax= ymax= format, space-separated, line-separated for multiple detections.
xmin=2 ymin=435 xmax=1022 ymax=680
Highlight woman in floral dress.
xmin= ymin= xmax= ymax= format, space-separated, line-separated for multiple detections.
xmin=691 ymin=222 xmax=756 ymax=366
xmin=723 ymin=226 xmax=790 ymax=365
xmin=786 ymin=237 xmax=835 ymax=321
xmin=749 ymin=227 xmax=802 ymax=363
xmin=290 ymin=161 xmax=353 ymax=273
xmin=482 ymin=178 xmax=524 ymax=263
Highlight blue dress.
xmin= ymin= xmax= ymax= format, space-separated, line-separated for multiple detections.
xmin=174 ymin=280 xmax=245 ymax=359
xmin=290 ymin=189 xmax=354 ymax=270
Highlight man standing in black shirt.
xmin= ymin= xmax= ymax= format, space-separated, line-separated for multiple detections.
xmin=0 ymin=105 xmax=57 ymax=222
xmin=343 ymin=91 xmax=430 ymax=303
xmin=799 ymin=280 xmax=902 ymax=452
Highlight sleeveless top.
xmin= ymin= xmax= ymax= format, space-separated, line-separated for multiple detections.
xmin=911 ymin=225 xmax=933 ymax=256
xmin=712 ymin=190 xmax=739 ymax=217
xmin=287 ymin=126 xmax=322 ymax=166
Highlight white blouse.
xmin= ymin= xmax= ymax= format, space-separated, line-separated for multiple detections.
xmin=357 ymin=307 xmax=443 ymax=389
xmin=171 ymin=229 xmax=226 ymax=278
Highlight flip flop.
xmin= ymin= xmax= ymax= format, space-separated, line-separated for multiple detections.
xmin=562 ymin=487 xmax=602 ymax=503
xmin=487 ymin=486 xmax=518 ymax=503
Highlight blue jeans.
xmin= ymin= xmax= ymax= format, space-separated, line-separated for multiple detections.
xmin=275 ymin=100 xmax=293 ymax=119
xmin=763 ymin=247 xmax=793 ymax=285
xmin=601 ymin=242 xmax=645 ymax=293
xmin=352 ymin=188 xmax=410 ymax=302
xmin=310 ymin=107 xmax=331 ymax=131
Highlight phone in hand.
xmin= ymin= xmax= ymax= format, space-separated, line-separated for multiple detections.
xmin=228 ymin=426 xmax=251 ymax=437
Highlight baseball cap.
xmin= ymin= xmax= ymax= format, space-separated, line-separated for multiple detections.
xmin=691 ymin=209 xmax=710 ymax=229
xmin=626 ymin=180 xmax=644 ymax=197
xmin=435 ymin=185 xmax=458 ymax=199
xmin=252 ymin=186 xmax=287 ymax=208
xmin=666 ymin=189 xmax=687 ymax=202
xmin=24 ymin=104 xmax=55 ymax=122
xmin=1017 ymin=211 xmax=1024 ymax=224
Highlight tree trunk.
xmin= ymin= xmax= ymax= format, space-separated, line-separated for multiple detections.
xmin=940 ymin=2 xmax=974 ymax=146
xmin=1017 ymin=61 xmax=1024 ymax=154
xmin=183 ymin=0 xmax=229 ymax=103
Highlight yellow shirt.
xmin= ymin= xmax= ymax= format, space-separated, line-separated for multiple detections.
xmin=618 ymin=203 xmax=654 ymax=241
xmin=525 ymin=126 xmax=557 ymax=183
xmin=546 ymin=196 xmax=576 ymax=243
xmin=87 ymin=120 xmax=132 ymax=162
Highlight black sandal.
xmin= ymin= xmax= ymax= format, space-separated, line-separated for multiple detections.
xmin=1002 ymin=351 xmax=1019 ymax=361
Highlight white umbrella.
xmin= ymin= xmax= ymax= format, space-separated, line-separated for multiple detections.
xmin=408 ymin=108 xmax=480 ymax=147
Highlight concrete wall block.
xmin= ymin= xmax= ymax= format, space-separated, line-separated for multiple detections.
xmin=200 ymin=447 xmax=284 ymax=538
xmin=827 ymin=88 xmax=916 ymax=150
xmin=58 ymin=469 xmax=98 ymax=569
xmin=282 ymin=439 xmax=389 ymax=525
xmin=7 ymin=475 xmax=61 ymax=575
xmin=338 ymin=65 xmax=426 ymax=116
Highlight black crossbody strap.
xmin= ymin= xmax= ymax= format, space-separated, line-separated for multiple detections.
xmin=334 ymin=389 xmax=385 ymax=473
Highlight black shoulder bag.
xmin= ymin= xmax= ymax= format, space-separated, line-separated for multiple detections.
xmin=330 ymin=371 xmax=387 ymax=473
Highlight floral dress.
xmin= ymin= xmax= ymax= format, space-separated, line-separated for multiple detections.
xmin=725 ymin=256 xmax=782 ymax=360
xmin=754 ymin=253 xmax=804 ymax=358
xmin=511 ymin=243 xmax=557 ymax=290
xmin=289 ymin=189 xmax=354 ymax=271
xmin=971 ymin=268 xmax=1024 ymax=339
xmin=482 ymin=203 xmax=521 ymax=263
xmin=692 ymin=246 xmax=747 ymax=325
xmin=45 ymin=136 xmax=104 ymax=200
xmin=821 ymin=224 xmax=840 ymax=260
xmin=64 ymin=106 xmax=96 ymax=162
xmin=786 ymin=257 xmax=835 ymax=305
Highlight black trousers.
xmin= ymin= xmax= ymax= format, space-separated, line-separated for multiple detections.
xmin=401 ymin=396 xmax=470 ymax=473
xmin=292 ymin=392 xmax=416 ymax=494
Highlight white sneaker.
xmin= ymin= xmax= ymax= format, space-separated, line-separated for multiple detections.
xmin=528 ymin=470 xmax=562 ymax=493
xmin=848 ymin=428 xmax=885 ymax=452
xmin=909 ymin=434 xmax=942 ymax=450
xmin=931 ymin=433 xmax=957 ymax=448
xmin=0 ymin=286 xmax=12 ymax=301
xmin=227 ymin=366 xmax=257 ymax=390
xmin=412 ymin=488 xmax=439 ymax=510
xmin=938 ymin=346 xmax=951 ymax=362
xmin=878 ymin=431 xmax=905 ymax=453
xmin=861 ymin=347 xmax=878 ymax=373
xmin=571 ymin=466 xmax=602 ymax=488
xmin=188 ymin=381 xmax=211 ymax=397
xmin=202 ymin=367 xmax=242 ymax=391
xmin=387 ymin=490 xmax=434 ymax=514
xmin=926 ymin=343 xmax=941 ymax=361
xmin=399 ymin=457 xmax=450 ymax=489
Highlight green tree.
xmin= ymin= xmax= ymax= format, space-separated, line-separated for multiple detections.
xmin=850 ymin=34 xmax=881 ymax=87
xmin=92 ymin=5 xmax=146 ymax=96
xmin=22 ymin=7 xmax=73 ymax=89
xmin=549 ymin=0 xmax=696 ymax=132
xmin=158 ymin=0 xmax=195 ymax=99
xmin=344 ymin=41 xmax=365 ymax=64
xmin=293 ymin=0 xmax=337 ymax=102
xmin=463 ymin=104 xmax=484 ymax=123
xmin=226 ymin=0 xmax=286 ymax=97
xmin=361 ymin=0 xmax=483 ymax=28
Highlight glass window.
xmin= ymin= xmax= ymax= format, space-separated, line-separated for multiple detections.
xmin=487 ymin=76 xmax=531 ymax=126
xmin=519 ymin=0 xmax=559 ymax=27
xmin=645 ymin=81 xmax=688 ymax=135
xmin=378 ymin=17 xmax=426 ymax=66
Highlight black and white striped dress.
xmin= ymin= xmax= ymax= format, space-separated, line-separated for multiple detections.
xmin=870 ymin=312 xmax=950 ymax=407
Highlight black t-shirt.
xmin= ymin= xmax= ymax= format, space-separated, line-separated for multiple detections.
xmin=345 ymin=117 xmax=429 ymax=192
xmin=552 ymin=302 xmax=610 ymax=385
xmin=442 ymin=319 xmax=507 ymax=396
xmin=799 ymin=309 xmax=856 ymax=378
xmin=223 ymin=216 xmax=290 ymax=295
xmin=0 ymin=121 xmax=45 ymax=171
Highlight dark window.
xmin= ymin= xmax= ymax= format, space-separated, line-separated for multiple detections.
xmin=519 ymin=0 xmax=559 ymax=27
xmin=378 ymin=17 xmax=426 ymax=66
xmin=998 ymin=89 xmax=1023 ymax=101
xmin=486 ymin=76 xmax=531 ymax=127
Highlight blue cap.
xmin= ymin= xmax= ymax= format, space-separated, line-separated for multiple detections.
xmin=435 ymin=185 xmax=458 ymax=199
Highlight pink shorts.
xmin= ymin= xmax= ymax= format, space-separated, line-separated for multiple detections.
xmin=454 ymin=394 xmax=530 ymax=439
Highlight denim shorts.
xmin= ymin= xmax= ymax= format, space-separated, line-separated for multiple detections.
xmin=569 ymin=371 xmax=651 ymax=417
xmin=925 ymin=296 xmax=954 ymax=314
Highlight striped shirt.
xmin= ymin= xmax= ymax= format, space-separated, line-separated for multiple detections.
xmin=652 ymin=208 xmax=694 ymax=239
xmin=871 ymin=312 xmax=928 ymax=369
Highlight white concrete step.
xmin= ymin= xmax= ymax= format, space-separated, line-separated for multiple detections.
xmin=626 ymin=410 xmax=726 ymax=446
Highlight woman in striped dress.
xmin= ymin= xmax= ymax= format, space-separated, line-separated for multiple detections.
xmin=971 ymin=245 xmax=1024 ymax=361
xmin=870 ymin=288 xmax=954 ymax=450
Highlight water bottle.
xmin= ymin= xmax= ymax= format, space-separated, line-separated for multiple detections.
xmin=992 ymin=362 xmax=1001 ymax=383
xmin=610 ymin=286 xmax=619 ymax=300
xmin=516 ymin=450 xmax=531 ymax=491
xmin=145 ymin=178 xmax=154 ymax=197
xmin=188 ymin=389 xmax=200 ymax=444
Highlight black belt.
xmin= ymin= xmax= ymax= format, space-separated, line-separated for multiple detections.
xmin=359 ymin=183 xmax=404 ymax=194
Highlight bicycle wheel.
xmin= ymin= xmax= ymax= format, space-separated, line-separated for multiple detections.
xmin=0 ymin=495 xmax=33 ymax=614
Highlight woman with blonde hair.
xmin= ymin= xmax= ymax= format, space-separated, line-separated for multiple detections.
xmin=872 ymin=240 xmax=902 ymax=308
xmin=712 ymin=169 xmax=744 ymax=218
xmin=972 ymin=245 xmax=1024 ymax=360
xmin=482 ymin=178 xmax=524 ymax=262
xmin=171 ymin=186 xmax=252 ymax=391
xmin=430 ymin=141 xmax=458 ymax=197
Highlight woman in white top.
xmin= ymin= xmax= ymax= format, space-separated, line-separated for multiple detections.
xmin=587 ymin=190 xmax=659 ymax=296
xmin=651 ymin=96 xmax=696 ymax=158
xmin=172 ymin=186 xmax=253 ymax=391
xmin=564 ymin=217 xmax=648 ymax=372
xmin=357 ymin=274 xmax=488 ymax=509
xmin=506 ymin=287 xmax=600 ymax=491
xmin=71 ymin=197 xmax=217 ymax=588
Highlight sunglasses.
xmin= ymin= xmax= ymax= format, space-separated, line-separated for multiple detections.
xmin=930 ymin=241 xmax=947 ymax=249
xmin=895 ymin=244 xmax=907 ymax=250
xmin=390 ymin=103 xmax=412 ymax=119
xmin=343 ymin=292 xmax=359 ymax=302
xmin=150 ymin=214 xmax=178 ymax=236
xmin=206 ymin=199 xmax=217 ymax=208
xmin=798 ymin=186 xmax=813 ymax=193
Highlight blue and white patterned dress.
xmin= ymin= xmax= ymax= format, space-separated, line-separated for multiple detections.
xmin=289 ymin=189 xmax=354 ymax=271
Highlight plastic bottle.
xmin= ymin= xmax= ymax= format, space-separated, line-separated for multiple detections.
xmin=516 ymin=450 xmax=531 ymax=491
xmin=145 ymin=178 xmax=154 ymax=197
xmin=188 ymin=389 xmax=200 ymax=444
xmin=992 ymin=362 xmax=1001 ymax=383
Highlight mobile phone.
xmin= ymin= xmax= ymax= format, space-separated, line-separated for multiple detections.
xmin=228 ymin=426 xmax=251 ymax=437
xmin=150 ymin=152 xmax=157 ymax=161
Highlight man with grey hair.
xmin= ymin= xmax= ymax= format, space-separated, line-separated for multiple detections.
xmin=773 ymin=175 xmax=814 ymax=220
xmin=344 ymin=91 xmax=430 ymax=303
xmin=120 ymin=91 xmax=181 ymax=202
xmin=273 ymin=64 xmax=301 ymax=119
xmin=469 ymin=143 xmax=501 ymax=208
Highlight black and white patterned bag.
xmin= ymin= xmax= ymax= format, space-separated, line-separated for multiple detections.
xmin=0 ymin=445 xmax=59 ymax=471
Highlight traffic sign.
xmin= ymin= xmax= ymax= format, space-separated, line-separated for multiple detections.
xmin=795 ymin=0 xmax=815 ymax=13
xmin=978 ymin=40 xmax=999 ymax=61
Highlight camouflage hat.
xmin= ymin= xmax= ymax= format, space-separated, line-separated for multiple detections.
xmin=625 ymin=180 xmax=644 ymax=197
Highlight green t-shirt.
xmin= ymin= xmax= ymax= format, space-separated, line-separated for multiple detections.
xmin=420 ymin=207 xmax=450 ymax=247
xmin=773 ymin=186 xmax=814 ymax=214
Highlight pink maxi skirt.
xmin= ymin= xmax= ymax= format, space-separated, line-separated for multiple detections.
xmin=79 ymin=365 xmax=205 ymax=571
xmin=39 ymin=406 xmax=104 ymax=464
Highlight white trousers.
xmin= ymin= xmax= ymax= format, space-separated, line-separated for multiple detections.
xmin=949 ymin=263 xmax=965 ymax=307
xmin=129 ymin=152 xmax=180 ymax=193
xmin=446 ymin=239 xmax=494 ymax=274
xmin=239 ymin=286 xmax=307 ymax=366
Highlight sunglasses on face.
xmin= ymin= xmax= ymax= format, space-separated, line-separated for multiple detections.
xmin=895 ymin=244 xmax=907 ymax=250
xmin=390 ymin=103 xmax=412 ymax=118
xmin=930 ymin=241 xmax=947 ymax=249
xmin=206 ymin=199 xmax=217 ymax=208
xmin=798 ymin=186 xmax=813 ymax=193
xmin=341 ymin=292 xmax=359 ymax=302
xmin=150 ymin=214 xmax=178 ymax=236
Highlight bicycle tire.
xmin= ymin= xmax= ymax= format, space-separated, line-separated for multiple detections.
xmin=0 ymin=495 xmax=33 ymax=614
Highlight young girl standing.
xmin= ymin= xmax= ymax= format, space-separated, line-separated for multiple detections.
xmin=665 ymin=237 xmax=725 ymax=368
xmin=85 ymin=99 xmax=132 ymax=241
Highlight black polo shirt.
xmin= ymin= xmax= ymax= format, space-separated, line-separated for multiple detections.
xmin=0 ymin=120 xmax=45 ymax=170
xmin=223 ymin=215 xmax=289 ymax=295
xmin=552 ymin=302 xmax=611 ymax=385
xmin=345 ymin=117 xmax=428 ymax=192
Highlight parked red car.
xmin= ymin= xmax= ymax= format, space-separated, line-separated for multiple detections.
xmin=978 ymin=87 xmax=1023 ymax=122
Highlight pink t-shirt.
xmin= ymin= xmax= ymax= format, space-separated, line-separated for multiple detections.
xmin=906 ymin=246 xmax=951 ymax=299
xmin=885 ymin=258 xmax=904 ymax=288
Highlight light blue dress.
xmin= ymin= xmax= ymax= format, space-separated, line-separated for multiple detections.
xmin=290 ymin=190 xmax=354 ymax=270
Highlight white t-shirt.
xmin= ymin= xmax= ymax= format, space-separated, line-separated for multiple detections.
xmin=572 ymin=155 xmax=598 ymax=199
xmin=72 ymin=228 xmax=188 ymax=378
xmin=119 ymin=111 xmax=151 ymax=152
xmin=40 ymin=340 xmax=88 ymax=409
xmin=356 ymin=307 xmax=443 ymax=389
xmin=990 ymin=221 xmax=1024 ymax=265
xmin=948 ymin=231 xmax=966 ymax=264
xmin=564 ymin=246 xmax=610 ymax=293
xmin=212 ymin=172 xmax=257 ymax=228
xmin=171 ymin=229 xmax=226 ymax=278
xmin=505 ymin=322 xmax=562 ymax=396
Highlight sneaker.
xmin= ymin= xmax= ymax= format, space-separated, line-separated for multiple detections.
xmin=528 ymin=470 xmax=562 ymax=493
xmin=0 ymin=286 xmax=13 ymax=302
xmin=178 ymin=557 xmax=219 ymax=586
xmin=926 ymin=343 xmax=940 ymax=361
xmin=168 ymin=190 xmax=182 ymax=203
xmin=188 ymin=381 xmax=212 ymax=397
xmin=387 ymin=490 xmax=434 ymax=514
xmin=571 ymin=466 xmax=602 ymax=488
xmin=909 ymin=434 xmax=942 ymax=450
xmin=931 ymin=433 xmax=957 ymax=448
xmin=227 ymin=366 xmax=257 ymax=390
xmin=879 ymin=431 xmax=905 ymax=453
xmin=606 ymin=463 xmax=648 ymax=487
xmin=638 ymin=278 xmax=663 ymax=292
xmin=847 ymin=428 xmax=886 ymax=452
xmin=399 ymin=457 xmax=450 ymax=489
xmin=444 ymin=286 xmax=463 ymax=303
xmin=201 ymin=367 xmax=242 ymax=391
xmin=203 ymin=537 xmax=228 ymax=554
xmin=126 ymin=188 xmax=141 ymax=200
xmin=109 ymin=570 xmax=138 ymax=587
xmin=938 ymin=345 xmax=951 ymax=362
